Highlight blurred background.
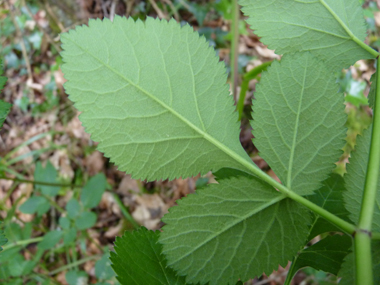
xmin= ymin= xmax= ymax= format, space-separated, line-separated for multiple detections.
xmin=0 ymin=0 xmax=379 ymax=284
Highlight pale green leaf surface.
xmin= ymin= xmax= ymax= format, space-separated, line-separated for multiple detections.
xmin=307 ymin=173 xmax=350 ymax=240
xmin=61 ymin=16 xmax=253 ymax=181
xmin=252 ymin=53 xmax=346 ymax=195
xmin=240 ymin=0 xmax=375 ymax=71
xmin=160 ymin=175 xmax=311 ymax=285
xmin=285 ymin=234 xmax=351 ymax=285
xmin=338 ymin=241 xmax=380 ymax=284
xmin=110 ymin=227 xmax=187 ymax=285
xmin=343 ymin=126 xmax=380 ymax=231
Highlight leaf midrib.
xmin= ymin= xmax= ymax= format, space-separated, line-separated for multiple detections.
xmin=163 ymin=194 xmax=286 ymax=264
xmin=63 ymin=36 xmax=255 ymax=172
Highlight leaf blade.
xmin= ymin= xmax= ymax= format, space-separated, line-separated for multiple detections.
xmin=252 ymin=53 xmax=346 ymax=195
xmin=240 ymin=0 xmax=375 ymax=71
xmin=110 ymin=227 xmax=187 ymax=285
xmin=61 ymin=17 xmax=253 ymax=181
xmin=160 ymin=175 xmax=311 ymax=285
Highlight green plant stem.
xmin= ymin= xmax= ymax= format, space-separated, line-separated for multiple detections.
xmin=230 ymin=0 xmax=239 ymax=99
xmin=112 ymin=193 xmax=139 ymax=229
xmin=0 ymin=175 xmax=83 ymax=188
xmin=237 ymin=60 xmax=273 ymax=120
xmin=319 ymin=0 xmax=379 ymax=58
xmin=353 ymin=59 xmax=380 ymax=284
xmin=2 ymin=237 xmax=43 ymax=251
xmin=49 ymin=254 xmax=102 ymax=275
xmin=354 ymin=231 xmax=373 ymax=284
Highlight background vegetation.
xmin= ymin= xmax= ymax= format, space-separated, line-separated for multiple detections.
xmin=0 ymin=0 xmax=378 ymax=284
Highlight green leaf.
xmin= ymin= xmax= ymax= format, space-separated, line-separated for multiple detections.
xmin=75 ymin=211 xmax=97 ymax=230
xmin=251 ymin=53 xmax=346 ymax=195
xmin=110 ymin=227 xmax=186 ymax=285
xmin=65 ymin=270 xmax=88 ymax=285
xmin=240 ymin=0 xmax=376 ymax=71
xmin=343 ymin=126 xmax=380 ymax=231
xmin=81 ymin=173 xmax=107 ymax=209
xmin=369 ymin=71 xmax=376 ymax=109
xmin=0 ymin=221 xmax=7 ymax=251
xmin=285 ymin=234 xmax=352 ymax=285
xmin=307 ymin=173 xmax=350 ymax=240
xmin=63 ymin=228 xmax=77 ymax=246
xmin=66 ymin=199 xmax=81 ymax=218
xmin=338 ymin=241 xmax=380 ymax=284
xmin=0 ymin=59 xmax=7 ymax=91
xmin=95 ymin=253 xmax=115 ymax=280
xmin=59 ymin=216 xmax=71 ymax=230
xmin=159 ymin=175 xmax=311 ymax=285
xmin=61 ymin=16 xmax=253 ymax=181
xmin=19 ymin=196 xmax=50 ymax=216
xmin=34 ymin=161 xmax=60 ymax=197
xmin=38 ymin=230 xmax=63 ymax=250
xmin=0 ymin=100 xmax=11 ymax=131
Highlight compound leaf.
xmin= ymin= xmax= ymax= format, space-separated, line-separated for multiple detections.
xmin=110 ymin=227 xmax=187 ymax=285
xmin=61 ymin=16 xmax=253 ymax=181
xmin=240 ymin=0 xmax=376 ymax=71
xmin=285 ymin=234 xmax=352 ymax=285
xmin=307 ymin=173 xmax=350 ymax=240
xmin=159 ymin=175 xmax=311 ymax=285
xmin=252 ymin=53 xmax=346 ymax=195
xmin=343 ymin=126 xmax=380 ymax=231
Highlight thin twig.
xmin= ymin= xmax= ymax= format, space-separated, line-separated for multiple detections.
xmin=149 ymin=0 xmax=167 ymax=19
xmin=162 ymin=0 xmax=179 ymax=21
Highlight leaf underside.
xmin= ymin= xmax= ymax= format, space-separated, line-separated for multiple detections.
xmin=252 ymin=53 xmax=346 ymax=195
xmin=61 ymin=16 xmax=253 ymax=182
xmin=307 ymin=173 xmax=350 ymax=240
xmin=286 ymin=234 xmax=352 ymax=284
xmin=343 ymin=126 xmax=380 ymax=231
xmin=240 ymin=0 xmax=374 ymax=71
xmin=160 ymin=175 xmax=311 ymax=285
xmin=110 ymin=227 xmax=186 ymax=285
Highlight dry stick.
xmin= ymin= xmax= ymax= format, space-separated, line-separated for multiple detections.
xmin=162 ymin=0 xmax=179 ymax=21
xmin=110 ymin=0 xmax=118 ymax=21
xmin=44 ymin=0 xmax=65 ymax=32
xmin=22 ymin=0 xmax=62 ymax=53
xmin=8 ymin=3 xmax=33 ymax=84
xmin=125 ymin=0 xmax=134 ymax=17
xmin=149 ymin=0 xmax=167 ymax=20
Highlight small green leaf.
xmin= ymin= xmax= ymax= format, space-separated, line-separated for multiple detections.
xmin=343 ymin=126 xmax=380 ymax=231
xmin=110 ymin=227 xmax=186 ymax=285
xmin=369 ymin=71 xmax=376 ymax=109
xmin=81 ymin=173 xmax=107 ymax=209
xmin=0 ymin=100 xmax=11 ymax=131
xmin=75 ymin=211 xmax=97 ymax=230
xmin=95 ymin=253 xmax=115 ymax=280
xmin=252 ymin=53 xmax=346 ymax=195
xmin=63 ymin=228 xmax=77 ymax=246
xmin=0 ymin=59 xmax=7 ymax=92
xmin=59 ymin=216 xmax=71 ymax=230
xmin=65 ymin=270 xmax=88 ymax=285
xmin=61 ymin=16 xmax=253 ymax=181
xmin=19 ymin=196 xmax=50 ymax=216
xmin=66 ymin=199 xmax=81 ymax=218
xmin=38 ymin=230 xmax=63 ymax=250
xmin=160 ymin=175 xmax=311 ymax=285
xmin=0 ymin=221 xmax=7 ymax=251
xmin=34 ymin=161 xmax=60 ymax=197
xmin=307 ymin=173 xmax=350 ymax=240
xmin=240 ymin=0 xmax=375 ymax=71
xmin=285 ymin=234 xmax=352 ymax=284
